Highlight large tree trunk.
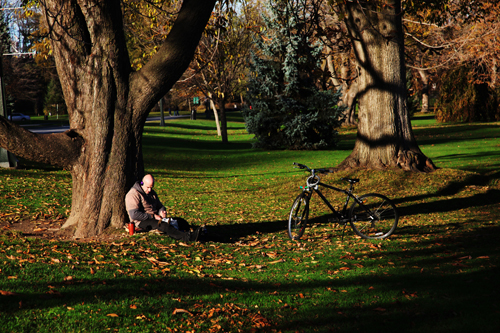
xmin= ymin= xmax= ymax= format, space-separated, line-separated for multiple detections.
xmin=336 ymin=0 xmax=436 ymax=172
xmin=43 ymin=1 xmax=136 ymax=237
xmin=0 ymin=0 xmax=216 ymax=238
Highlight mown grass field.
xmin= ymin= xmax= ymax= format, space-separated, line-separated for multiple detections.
xmin=1 ymin=112 xmax=499 ymax=332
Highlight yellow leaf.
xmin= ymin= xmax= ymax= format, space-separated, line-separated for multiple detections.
xmin=173 ymin=308 xmax=193 ymax=316
xmin=269 ymin=259 xmax=284 ymax=265
xmin=107 ymin=313 xmax=119 ymax=317
xmin=147 ymin=257 xmax=169 ymax=266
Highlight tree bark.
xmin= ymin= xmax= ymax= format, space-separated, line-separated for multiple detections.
xmin=0 ymin=0 xmax=216 ymax=237
xmin=336 ymin=0 xmax=436 ymax=173
xmin=207 ymin=92 xmax=222 ymax=137
xmin=216 ymin=97 xmax=228 ymax=143
xmin=327 ymin=51 xmax=358 ymax=126
xmin=418 ymin=69 xmax=429 ymax=113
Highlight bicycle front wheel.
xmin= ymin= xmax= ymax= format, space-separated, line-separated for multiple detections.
xmin=288 ymin=193 xmax=310 ymax=240
xmin=349 ymin=193 xmax=398 ymax=239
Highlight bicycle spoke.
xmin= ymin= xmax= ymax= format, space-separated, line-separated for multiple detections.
xmin=349 ymin=194 xmax=398 ymax=239
xmin=288 ymin=194 xmax=309 ymax=240
xmin=289 ymin=163 xmax=398 ymax=241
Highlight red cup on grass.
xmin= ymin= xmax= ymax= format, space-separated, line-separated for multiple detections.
xmin=128 ymin=222 xmax=135 ymax=235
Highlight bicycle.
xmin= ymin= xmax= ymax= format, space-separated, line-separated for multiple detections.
xmin=288 ymin=162 xmax=398 ymax=240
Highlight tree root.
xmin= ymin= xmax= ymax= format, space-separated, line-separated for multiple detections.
xmin=331 ymin=150 xmax=437 ymax=173
xmin=396 ymin=150 xmax=437 ymax=173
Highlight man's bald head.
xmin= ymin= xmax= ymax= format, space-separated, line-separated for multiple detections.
xmin=141 ymin=174 xmax=155 ymax=194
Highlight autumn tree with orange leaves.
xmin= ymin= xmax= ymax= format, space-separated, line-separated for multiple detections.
xmin=404 ymin=0 xmax=500 ymax=121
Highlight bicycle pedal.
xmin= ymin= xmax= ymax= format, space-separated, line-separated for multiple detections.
xmin=338 ymin=218 xmax=349 ymax=226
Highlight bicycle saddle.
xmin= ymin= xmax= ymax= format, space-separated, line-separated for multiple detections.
xmin=341 ymin=178 xmax=359 ymax=184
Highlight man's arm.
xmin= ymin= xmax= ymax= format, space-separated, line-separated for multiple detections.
xmin=152 ymin=190 xmax=167 ymax=218
xmin=158 ymin=207 xmax=167 ymax=218
xmin=125 ymin=190 xmax=152 ymax=221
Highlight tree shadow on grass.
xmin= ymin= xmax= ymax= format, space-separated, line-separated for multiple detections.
xmin=202 ymin=214 xmax=343 ymax=243
xmin=394 ymin=171 xmax=500 ymax=221
xmin=203 ymin=171 xmax=500 ymax=244
xmin=203 ymin=220 xmax=289 ymax=243
xmin=413 ymin=123 xmax=500 ymax=146
xmin=1 ymin=226 xmax=499 ymax=332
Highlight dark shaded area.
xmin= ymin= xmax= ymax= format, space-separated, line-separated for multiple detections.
xmin=1 ymin=225 xmax=499 ymax=332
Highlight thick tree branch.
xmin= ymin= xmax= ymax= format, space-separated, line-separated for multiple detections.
xmin=129 ymin=0 xmax=217 ymax=117
xmin=0 ymin=118 xmax=83 ymax=168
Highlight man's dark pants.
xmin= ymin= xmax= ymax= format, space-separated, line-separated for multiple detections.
xmin=138 ymin=219 xmax=190 ymax=242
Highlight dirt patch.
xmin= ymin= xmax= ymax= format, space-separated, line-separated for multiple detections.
xmin=0 ymin=218 xmax=129 ymax=243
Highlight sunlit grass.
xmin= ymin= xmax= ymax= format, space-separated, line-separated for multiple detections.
xmin=1 ymin=112 xmax=499 ymax=332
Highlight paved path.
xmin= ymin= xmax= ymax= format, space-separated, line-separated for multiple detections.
xmin=27 ymin=115 xmax=189 ymax=134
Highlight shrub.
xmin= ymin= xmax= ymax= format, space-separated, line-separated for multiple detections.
xmin=242 ymin=0 xmax=345 ymax=150
xmin=435 ymin=66 xmax=499 ymax=122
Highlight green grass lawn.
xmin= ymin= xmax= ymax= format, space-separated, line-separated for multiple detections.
xmin=1 ymin=113 xmax=499 ymax=332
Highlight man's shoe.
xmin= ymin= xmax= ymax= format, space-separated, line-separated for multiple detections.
xmin=189 ymin=227 xmax=201 ymax=242
xmin=200 ymin=224 xmax=208 ymax=235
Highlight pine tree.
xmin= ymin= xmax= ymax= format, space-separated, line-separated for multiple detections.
xmin=44 ymin=78 xmax=66 ymax=115
xmin=242 ymin=0 xmax=345 ymax=150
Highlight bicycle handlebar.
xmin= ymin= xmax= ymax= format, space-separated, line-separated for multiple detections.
xmin=293 ymin=162 xmax=329 ymax=174
xmin=293 ymin=162 xmax=309 ymax=170
xmin=293 ymin=162 xmax=359 ymax=190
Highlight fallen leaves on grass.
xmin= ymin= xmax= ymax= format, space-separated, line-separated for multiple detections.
xmin=200 ymin=303 xmax=272 ymax=330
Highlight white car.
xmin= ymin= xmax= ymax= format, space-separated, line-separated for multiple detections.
xmin=8 ymin=113 xmax=31 ymax=121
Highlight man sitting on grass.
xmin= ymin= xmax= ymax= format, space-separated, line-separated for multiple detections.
xmin=125 ymin=174 xmax=202 ymax=242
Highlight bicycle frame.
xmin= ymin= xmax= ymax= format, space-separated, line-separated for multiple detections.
xmin=301 ymin=180 xmax=356 ymax=225
xmin=289 ymin=162 xmax=398 ymax=240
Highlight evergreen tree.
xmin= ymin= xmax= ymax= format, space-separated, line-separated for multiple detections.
xmin=44 ymin=78 xmax=66 ymax=115
xmin=242 ymin=0 xmax=345 ymax=150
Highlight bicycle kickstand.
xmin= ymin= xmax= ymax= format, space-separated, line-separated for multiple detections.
xmin=341 ymin=223 xmax=347 ymax=240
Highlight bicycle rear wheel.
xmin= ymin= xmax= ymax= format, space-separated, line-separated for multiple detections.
xmin=288 ymin=193 xmax=310 ymax=240
xmin=349 ymin=193 xmax=398 ymax=239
